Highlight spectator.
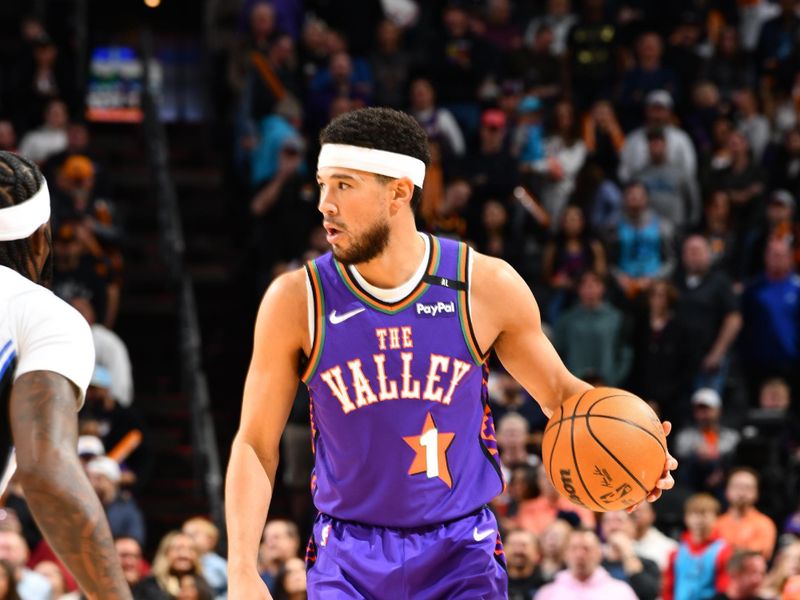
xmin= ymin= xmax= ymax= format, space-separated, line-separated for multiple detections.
xmin=695 ymin=190 xmax=738 ymax=276
xmin=0 ymin=121 xmax=17 ymax=153
xmin=618 ymin=32 xmax=679 ymax=129
xmin=512 ymin=96 xmax=545 ymax=164
xmin=258 ymin=520 xmax=300 ymax=593
xmin=0 ymin=531 xmax=51 ymax=600
xmin=408 ymin=77 xmax=465 ymax=158
xmin=739 ymin=189 xmax=799 ymax=282
xmin=702 ymin=27 xmax=754 ymax=102
xmin=618 ymin=90 xmax=697 ymax=184
xmin=663 ymin=493 xmax=732 ymax=600
xmin=13 ymin=33 xmax=77 ymax=132
xmin=537 ymin=520 xmax=571 ymax=586
xmin=506 ymin=529 xmax=544 ymax=600
xmin=570 ymin=161 xmax=623 ymax=234
xmin=501 ymin=464 xmax=541 ymax=534
xmin=755 ymin=0 xmax=800 ymax=90
xmin=33 ymin=561 xmax=74 ymax=600
xmin=761 ymin=541 xmax=800 ymax=599
xmin=174 ymin=574 xmax=214 ymax=600
xmin=581 ymin=101 xmax=625 ymax=180
xmin=740 ymin=239 xmax=800 ymax=400
xmin=635 ymin=126 xmax=701 ymax=231
xmin=554 ymin=270 xmax=632 ymax=386
xmin=249 ymin=96 xmax=304 ymax=188
xmin=419 ymin=177 xmax=471 ymax=240
xmin=629 ymin=280 xmax=684 ymax=424
xmin=134 ymin=531 xmax=209 ymax=599
xmin=0 ymin=559 xmax=20 ymax=600
xmin=629 ymin=501 xmax=678 ymax=571
xmin=768 ymin=125 xmax=800 ymax=195
xmin=715 ymin=468 xmax=777 ymax=561
xmin=564 ymin=0 xmax=619 ymax=109
xmin=463 ymin=108 xmax=519 ymax=209
xmin=87 ymin=456 xmax=146 ymax=546
xmin=535 ymin=527 xmax=638 ymax=600
xmin=430 ymin=4 xmax=492 ymax=134
xmin=685 ymin=82 xmax=725 ymax=160
xmin=496 ymin=413 xmax=537 ymax=474
xmin=18 ymin=99 xmax=68 ymax=165
xmin=369 ymin=20 xmax=410 ymax=110
xmin=709 ymin=131 xmax=766 ymax=235
xmin=732 ymin=88 xmax=770 ymax=164
xmin=523 ymin=0 xmax=577 ymax=57
xmin=70 ymin=296 xmax=134 ymax=407
xmin=477 ymin=0 xmax=522 ymax=54
xmin=673 ymin=388 xmax=740 ymax=494
xmin=600 ymin=511 xmax=661 ymax=600
xmin=508 ymin=27 xmax=562 ymax=103
xmin=542 ymin=205 xmax=607 ymax=323
xmin=271 ymin=557 xmax=306 ymax=600
xmin=80 ymin=365 xmax=151 ymax=486
xmin=608 ymin=181 xmax=676 ymax=299
xmin=116 ymin=536 xmax=147 ymax=589
xmin=673 ymin=235 xmax=741 ymax=396
xmin=713 ymin=550 xmax=768 ymax=600
xmin=182 ymin=518 xmax=227 ymax=600
xmin=529 ymin=100 xmax=587 ymax=229
xmin=664 ymin=13 xmax=705 ymax=105
xmin=515 ymin=465 xmax=594 ymax=535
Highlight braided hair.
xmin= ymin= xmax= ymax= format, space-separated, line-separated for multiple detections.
xmin=0 ymin=151 xmax=52 ymax=285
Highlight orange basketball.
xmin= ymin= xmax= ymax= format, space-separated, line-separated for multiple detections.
xmin=541 ymin=387 xmax=667 ymax=512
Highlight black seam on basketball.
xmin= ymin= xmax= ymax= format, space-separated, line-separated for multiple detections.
xmin=584 ymin=407 xmax=650 ymax=496
xmin=547 ymin=404 xmax=565 ymax=487
xmin=583 ymin=395 xmax=666 ymax=452
xmin=543 ymin=393 xmax=636 ymax=434
xmin=570 ymin=392 xmax=606 ymax=511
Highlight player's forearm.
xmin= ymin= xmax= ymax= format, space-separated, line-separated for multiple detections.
xmin=20 ymin=459 xmax=132 ymax=599
xmin=226 ymin=434 xmax=275 ymax=575
xmin=10 ymin=371 xmax=131 ymax=599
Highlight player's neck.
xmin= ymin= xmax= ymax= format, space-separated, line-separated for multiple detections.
xmin=352 ymin=226 xmax=426 ymax=289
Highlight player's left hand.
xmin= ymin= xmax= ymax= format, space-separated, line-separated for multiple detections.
xmin=627 ymin=421 xmax=678 ymax=513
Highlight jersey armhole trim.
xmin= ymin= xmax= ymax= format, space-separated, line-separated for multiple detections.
xmin=457 ymin=244 xmax=489 ymax=365
xmin=300 ymin=262 xmax=326 ymax=383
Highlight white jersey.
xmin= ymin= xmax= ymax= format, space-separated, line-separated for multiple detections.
xmin=0 ymin=265 xmax=95 ymax=492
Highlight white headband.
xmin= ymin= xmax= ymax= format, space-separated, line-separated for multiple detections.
xmin=318 ymin=144 xmax=426 ymax=188
xmin=0 ymin=181 xmax=51 ymax=242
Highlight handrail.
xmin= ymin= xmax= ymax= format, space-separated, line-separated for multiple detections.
xmin=140 ymin=30 xmax=225 ymax=529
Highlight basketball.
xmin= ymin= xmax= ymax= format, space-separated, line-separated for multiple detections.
xmin=541 ymin=387 xmax=667 ymax=512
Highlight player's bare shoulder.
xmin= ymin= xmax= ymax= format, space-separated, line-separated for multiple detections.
xmin=255 ymin=266 xmax=311 ymax=357
xmin=469 ymin=250 xmax=542 ymax=349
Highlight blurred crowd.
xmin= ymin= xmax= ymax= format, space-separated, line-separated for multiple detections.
xmin=0 ymin=0 xmax=800 ymax=598
xmin=212 ymin=0 xmax=800 ymax=599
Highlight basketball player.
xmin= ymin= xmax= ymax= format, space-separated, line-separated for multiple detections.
xmin=226 ymin=108 xmax=678 ymax=599
xmin=0 ymin=152 xmax=131 ymax=599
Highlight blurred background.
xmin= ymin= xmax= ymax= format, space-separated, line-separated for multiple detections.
xmin=2 ymin=0 xmax=800 ymax=598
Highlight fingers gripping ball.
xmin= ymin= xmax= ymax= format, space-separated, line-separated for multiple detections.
xmin=542 ymin=388 xmax=667 ymax=512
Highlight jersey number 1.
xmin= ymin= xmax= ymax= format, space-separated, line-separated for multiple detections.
xmin=420 ymin=428 xmax=439 ymax=478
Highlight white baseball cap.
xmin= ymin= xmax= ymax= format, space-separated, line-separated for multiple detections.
xmin=691 ymin=388 xmax=721 ymax=409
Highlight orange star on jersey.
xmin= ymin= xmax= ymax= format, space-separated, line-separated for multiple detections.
xmin=403 ymin=412 xmax=455 ymax=488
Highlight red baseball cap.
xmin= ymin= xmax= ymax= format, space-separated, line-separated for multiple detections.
xmin=481 ymin=109 xmax=506 ymax=129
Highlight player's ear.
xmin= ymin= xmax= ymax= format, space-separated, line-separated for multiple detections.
xmin=388 ymin=177 xmax=414 ymax=215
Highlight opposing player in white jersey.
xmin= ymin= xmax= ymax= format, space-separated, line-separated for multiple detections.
xmin=0 ymin=152 xmax=131 ymax=599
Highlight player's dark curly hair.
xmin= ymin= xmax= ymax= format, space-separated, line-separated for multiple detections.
xmin=0 ymin=151 xmax=51 ymax=285
xmin=319 ymin=107 xmax=431 ymax=211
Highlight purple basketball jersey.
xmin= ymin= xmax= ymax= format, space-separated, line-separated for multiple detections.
xmin=302 ymin=235 xmax=504 ymax=527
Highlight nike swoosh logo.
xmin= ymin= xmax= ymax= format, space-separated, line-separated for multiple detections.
xmin=329 ymin=307 xmax=366 ymax=325
xmin=473 ymin=527 xmax=494 ymax=542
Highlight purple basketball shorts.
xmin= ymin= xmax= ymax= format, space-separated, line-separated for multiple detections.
xmin=304 ymin=506 xmax=507 ymax=599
